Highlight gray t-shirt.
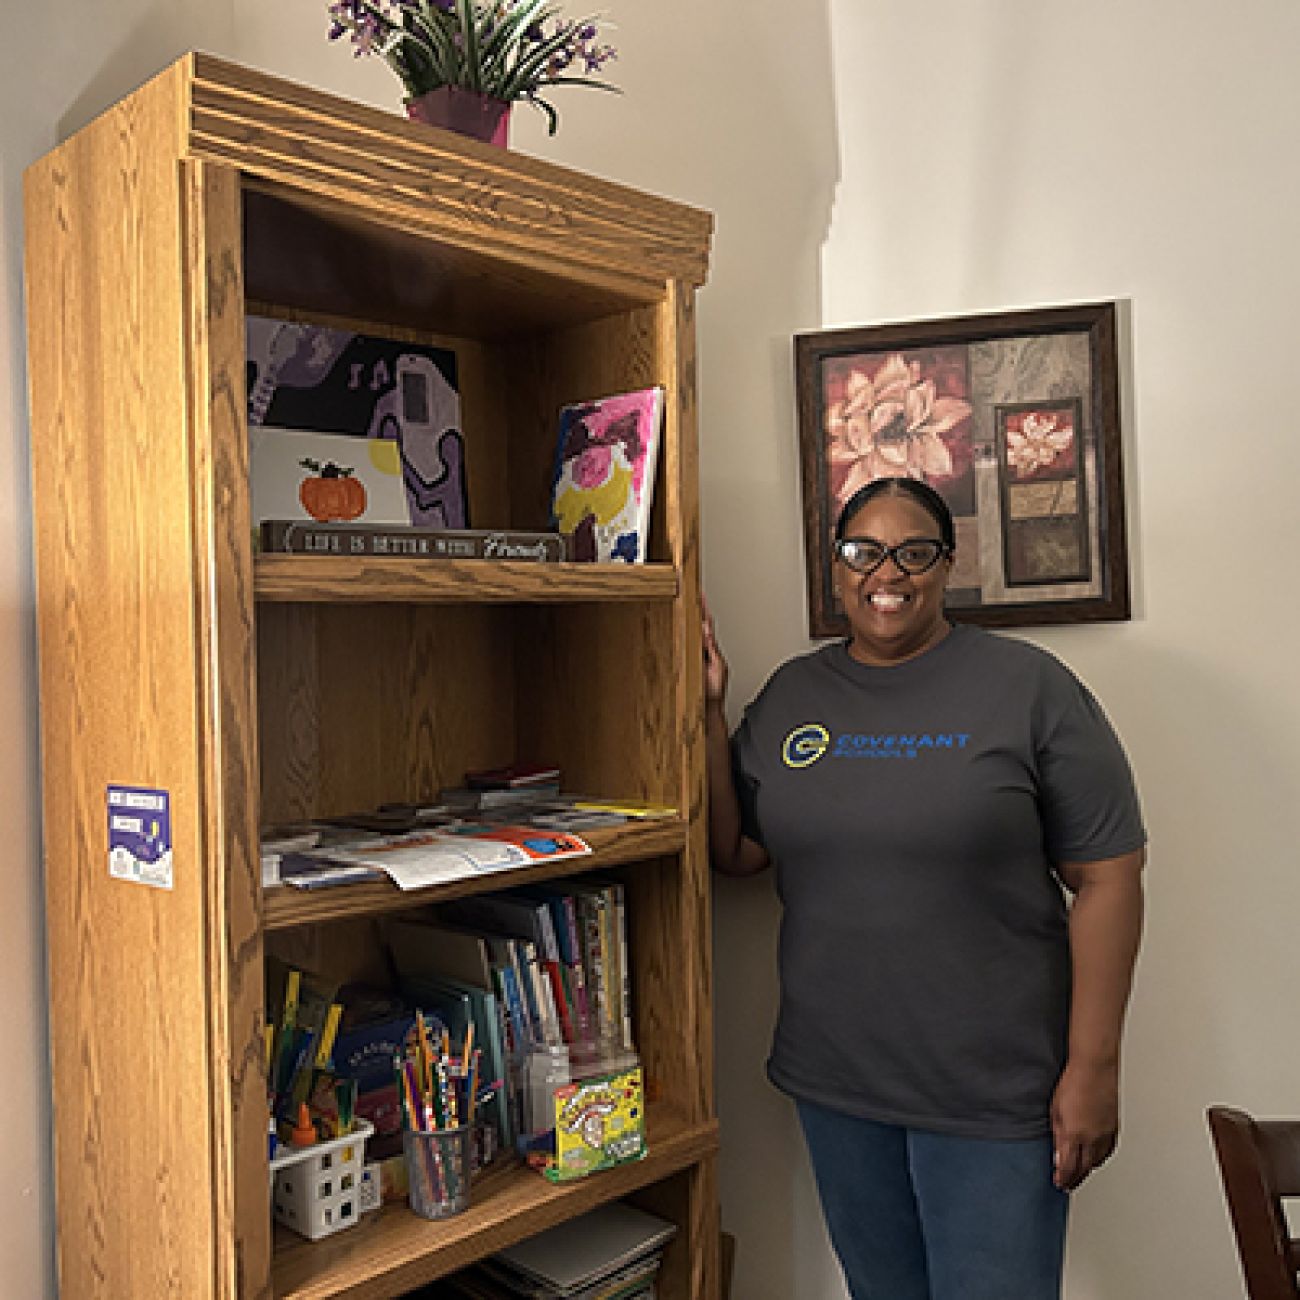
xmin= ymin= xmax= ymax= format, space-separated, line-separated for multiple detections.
xmin=731 ymin=624 xmax=1146 ymax=1139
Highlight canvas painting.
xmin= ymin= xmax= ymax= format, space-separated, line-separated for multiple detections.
xmin=246 ymin=314 xmax=469 ymax=529
xmin=249 ymin=426 xmax=411 ymax=528
xmin=549 ymin=387 xmax=664 ymax=563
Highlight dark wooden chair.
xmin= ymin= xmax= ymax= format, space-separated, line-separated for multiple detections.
xmin=1207 ymin=1105 xmax=1300 ymax=1299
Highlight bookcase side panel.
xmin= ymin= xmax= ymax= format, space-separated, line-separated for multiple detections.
xmin=182 ymin=159 xmax=271 ymax=1298
xmin=23 ymin=71 xmax=222 ymax=1298
xmin=627 ymin=1158 xmax=722 ymax=1300
xmin=664 ymin=282 xmax=715 ymax=1122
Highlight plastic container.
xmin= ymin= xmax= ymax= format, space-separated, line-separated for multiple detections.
xmin=403 ymin=1124 xmax=473 ymax=1219
xmin=269 ymin=1118 xmax=374 ymax=1241
xmin=514 ymin=1036 xmax=646 ymax=1182
xmin=521 ymin=1043 xmax=572 ymax=1140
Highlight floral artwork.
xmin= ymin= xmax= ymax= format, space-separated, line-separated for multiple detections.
xmin=795 ymin=303 xmax=1129 ymax=631
xmin=996 ymin=400 xmax=1089 ymax=586
xmin=549 ymin=387 xmax=664 ymax=563
xmin=1003 ymin=407 xmax=1077 ymax=480
xmin=823 ymin=347 xmax=975 ymax=520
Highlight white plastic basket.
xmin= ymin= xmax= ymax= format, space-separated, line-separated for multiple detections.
xmin=269 ymin=1118 xmax=375 ymax=1241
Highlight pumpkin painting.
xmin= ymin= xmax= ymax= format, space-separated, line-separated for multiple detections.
xmin=299 ymin=458 xmax=367 ymax=521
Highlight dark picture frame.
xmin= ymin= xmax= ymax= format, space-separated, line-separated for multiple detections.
xmin=794 ymin=301 xmax=1129 ymax=635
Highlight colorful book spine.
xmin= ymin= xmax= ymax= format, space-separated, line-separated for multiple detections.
xmin=598 ymin=886 xmax=620 ymax=1046
xmin=577 ymin=890 xmax=610 ymax=1041
xmin=259 ymin=519 xmax=567 ymax=561
xmin=610 ymin=882 xmax=634 ymax=1050
xmin=555 ymin=895 xmax=593 ymax=1041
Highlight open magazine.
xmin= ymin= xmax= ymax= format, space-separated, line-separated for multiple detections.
xmin=291 ymin=825 xmax=591 ymax=892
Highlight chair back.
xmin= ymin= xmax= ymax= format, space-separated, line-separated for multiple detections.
xmin=1208 ymin=1105 xmax=1300 ymax=1300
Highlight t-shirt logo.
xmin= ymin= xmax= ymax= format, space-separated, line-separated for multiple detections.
xmin=782 ymin=723 xmax=830 ymax=768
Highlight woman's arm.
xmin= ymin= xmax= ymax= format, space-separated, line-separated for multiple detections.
xmin=1050 ymin=847 xmax=1146 ymax=1190
xmin=703 ymin=603 xmax=769 ymax=877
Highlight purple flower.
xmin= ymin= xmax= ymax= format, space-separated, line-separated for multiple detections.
xmin=324 ymin=0 xmax=619 ymax=107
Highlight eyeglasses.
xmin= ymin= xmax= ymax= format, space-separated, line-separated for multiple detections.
xmin=834 ymin=536 xmax=951 ymax=576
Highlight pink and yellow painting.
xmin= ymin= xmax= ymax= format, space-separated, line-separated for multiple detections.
xmin=549 ymin=387 xmax=664 ymax=563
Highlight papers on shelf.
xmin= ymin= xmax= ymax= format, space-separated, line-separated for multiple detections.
xmin=486 ymin=1200 xmax=677 ymax=1296
xmin=298 ymin=825 xmax=592 ymax=892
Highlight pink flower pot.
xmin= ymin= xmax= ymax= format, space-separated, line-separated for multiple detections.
xmin=405 ymin=87 xmax=511 ymax=147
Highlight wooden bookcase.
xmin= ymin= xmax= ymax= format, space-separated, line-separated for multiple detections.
xmin=24 ymin=53 xmax=718 ymax=1299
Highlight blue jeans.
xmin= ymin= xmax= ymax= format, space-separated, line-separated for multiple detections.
xmin=797 ymin=1099 xmax=1068 ymax=1300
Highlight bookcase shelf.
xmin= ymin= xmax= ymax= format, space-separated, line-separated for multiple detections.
xmin=255 ymin=556 xmax=680 ymax=604
xmin=264 ymin=820 xmax=690 ymax=932
xmin=25 ymin=52 xmax=717 ymax=1300
xmin=271 ymin=1108 xmax=720 ymax=1300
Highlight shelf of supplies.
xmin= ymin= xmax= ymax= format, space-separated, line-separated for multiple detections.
xmin=262 ymin=819 xmax=689 ymax=932
xmin=271 ymin=1107 xmax=719 ymax=1300
xmin=254 ymin=557 xmax=679 ymax=604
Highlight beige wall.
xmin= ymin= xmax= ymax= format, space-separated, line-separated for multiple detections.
xmin=5 ymin=0 xmax=1296 ymax=1295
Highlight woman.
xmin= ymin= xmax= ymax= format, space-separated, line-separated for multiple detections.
xmin=704 ymin=475 xmax=1145 ymax=1300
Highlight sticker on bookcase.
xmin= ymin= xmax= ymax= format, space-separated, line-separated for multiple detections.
xmin=107 ymin=785 xmax=173 ymax=889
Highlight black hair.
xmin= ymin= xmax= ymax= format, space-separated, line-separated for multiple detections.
xmin=834 ymin=476 xmax=956 ymax=551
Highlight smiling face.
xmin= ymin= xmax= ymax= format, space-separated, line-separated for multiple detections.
xmin=835 ymin=489 xmax=953 ymax=666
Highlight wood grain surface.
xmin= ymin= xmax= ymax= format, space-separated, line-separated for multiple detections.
xmin=183 ymin=157 xmax=273 ymax=1298
xmin=26 ymin=52 xmax=717 ymax=1299
xmin=270 ymin=1109 xmax=719 ymax=1300
xmin=25 ymin=62 xmax=222 ymax=1298
xmin=188 ymin=53 xmax=711 ymax=291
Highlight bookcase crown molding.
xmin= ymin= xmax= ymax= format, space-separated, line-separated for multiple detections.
xmin=181 ymin=52 xmax=713 ymax=292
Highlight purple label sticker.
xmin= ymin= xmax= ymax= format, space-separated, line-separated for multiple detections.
xmin=107 ymin=785 xmax=173 ymax=889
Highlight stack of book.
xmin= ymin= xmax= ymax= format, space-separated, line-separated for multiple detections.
xmin=433 ymin=877 xmax=634 ymax=1059
xmin=430 ymin=1201 xmax=676 ymax=1299
xmin=385 ymin=875 xmax=635 ymax=1153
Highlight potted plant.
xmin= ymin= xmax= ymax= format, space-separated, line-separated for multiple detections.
xmin=327 ymin=0 xmax=618 ymax=146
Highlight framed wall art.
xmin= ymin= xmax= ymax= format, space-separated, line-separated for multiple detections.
xmin=793 ymin=301 xmax=1129 ymax=635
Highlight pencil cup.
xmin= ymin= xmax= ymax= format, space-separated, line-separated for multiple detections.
xmin=403 ymin=1124 xmax=473 ymax=1220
